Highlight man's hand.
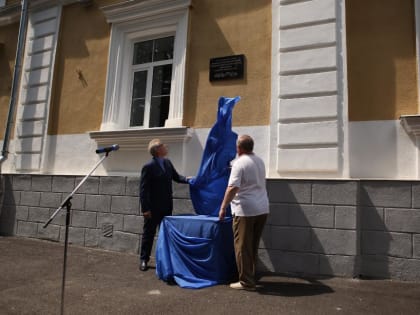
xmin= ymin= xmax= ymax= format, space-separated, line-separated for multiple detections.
xmin=143 ymin=211 xmax=152 ymax=219
xmin=219 ymin=208 xmax=226 ymax=221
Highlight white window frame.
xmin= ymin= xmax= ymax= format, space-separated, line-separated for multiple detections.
xmin=100 ymin=0 xmax=190 ymax=131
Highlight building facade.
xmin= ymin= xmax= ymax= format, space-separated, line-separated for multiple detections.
xmin=1 ymin=0 xmax=420 ymax=281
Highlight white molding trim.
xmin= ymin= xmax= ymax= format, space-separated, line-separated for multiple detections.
xmin=89 ymin=127 xmax=192 ymax=150
xmin=100 ymin=0 xmax=190 ymax=131
xmin=400 ymin=115 xmax=420 ymax=136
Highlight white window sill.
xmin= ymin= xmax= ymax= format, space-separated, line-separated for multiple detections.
xmin=400 ymin=115 xmax=420 ymax=136
xmin=89 ymin=127 xmax=192 ymax=150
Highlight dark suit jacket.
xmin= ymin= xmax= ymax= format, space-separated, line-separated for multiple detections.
xmin=140 ymin=157 xmax=188 ymax=216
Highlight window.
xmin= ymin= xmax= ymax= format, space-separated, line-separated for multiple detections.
xmin=99 ymin=0 xmax=190 ymax=131
xmin=130 ymin=36 xmax=174 ymax=128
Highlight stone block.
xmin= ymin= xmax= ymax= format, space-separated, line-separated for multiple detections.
xmin=126 ymin=177 xmax=140 ymax=196
xmin=173 ymin=199 xmax=194 ymax=214
xmin=49 ymin=208 xmax=66 ymax=226
xmin=20 ymin=191 xmax=41 ymax=207
xmin=13 ymin=175 xmax=31 ymax=191
xmin=69 ymin=194 xmax=85 ymax=210
xmin=173 ymin=182 xmax=190 ymax=199
xmin=85 ymin=194 xmax=111 ymax=212
xmin=260 ymin=249 xmax=320 ymax=275
xmin=0 ymin=205 xmax=17 ymax=235
xmin=97 ymin=213 xmax=124 ymax=231
xmin=289 ymin=204 xmax=334 ymax=228
xmin=268 ymin=204 xmax=289 ymax=226
xmin=85 ymin=228 xmax=100 ymax=247
xmin=59 ymin=226 xmax=85 ymax=245
xmin=111 ymin=196 xmax=139 ymax=215
xmin=362 ymin=231 xmax=412 ymax=258
xmin=412 ymin=182 xmax=420 ymax=209
xmin=99 ymin=176 xmax=126 ymax=195
xmin=266 ymin=179 xmax=311 ymax=204
xmin=414 ymin=235 xmax=420 ymax=258
xmin=38 ymin=223 xmax=60 ymax=241
xmin=360 ymin=207 xmax=385 ymax=231
xmin=312 ymin=229 xmax=357 ymax=255
xmin=71 ymin=210 xmax=97 ymax=228
xmin=319 ymin=255 xmax=356 ymax=277
xmin=357 ymin=255 xmax=390 ymax=279
xmin=17 ymin=221 xmax=38 ymax=237
xmin=271 ymin=226 xmax=311 ymax=251
xmin=99 ymin=231 xmax=139 ymax=253
xmin=31 ymin=175 xmax=52 ymax=192
xmin=388 ymin=257 xmax=420 ymax=281
xmin=385 ymin=208 xmax=420 ymax=233
xmin=28 ymin=207 xmax=51 ymax=222
xmin=16 ymin=206 xmax=29 ymax=220
xmin=360 ymin=181 xmax=411 ymax=208
xmin=335 ymin=206 xmax=357 ymax=229
xmin=52 ymin=176 xmax=75 ymax=193
xmin=40 ymin=192 xmax=62 ymax=208
xmin=75 ymin=176 xmax=99 ymax=194
xmin=312 ymin=181 xmax=358 ymax=205
xmin=123 ymin=215 xmax=143 ymax=234
xmin=3 ymin=190 xmax=20 ymax=205
xmin=260 ymin=225 xmax=271 ymax=249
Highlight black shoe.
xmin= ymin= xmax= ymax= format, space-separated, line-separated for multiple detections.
xmin=140 ymin=260 xmax=148 ymax=271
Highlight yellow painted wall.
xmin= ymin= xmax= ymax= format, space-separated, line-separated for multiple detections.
xmin=184 ymin=0 xmax=271 ymax=128
xmin=0 ymin=22 xmax=19 ymax=139
xmin=48 ymin=2 xmax=110 ymax=135
xmin=346 ymin=0 xmax=418 ymax=121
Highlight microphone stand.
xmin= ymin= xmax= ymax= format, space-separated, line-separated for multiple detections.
xmin=43 ymin=151 xmax=112 ymax=315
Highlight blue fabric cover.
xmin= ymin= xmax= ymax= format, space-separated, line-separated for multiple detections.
xmin=156 ymin=215 xmax=237 ymax=289
xmin=189 ymin=96 xmax=240 ymax=217
xmin=155 ymin=96 xmax=240 ymax=288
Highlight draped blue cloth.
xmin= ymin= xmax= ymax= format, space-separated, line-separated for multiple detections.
xmin=189 ymin=96 xmax=240 ymax=217
xmin=156 ymin=215 xmax=237 ymax=289
xmin=155 ymin=96 xmax=240 ymax=289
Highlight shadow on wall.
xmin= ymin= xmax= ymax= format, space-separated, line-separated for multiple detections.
xmin=0 ymin=45 xmax=13 ymax=98
xmin=260 ymin=180 xmax=335 ymax=281
xmin=0 ymin=176 xmax=17 ymax=236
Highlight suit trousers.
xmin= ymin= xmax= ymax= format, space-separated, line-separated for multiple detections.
xmin=232 ymin=213 xmax=268 ymax=287
xmin=140 ymin=213 xmax=166 ymax=262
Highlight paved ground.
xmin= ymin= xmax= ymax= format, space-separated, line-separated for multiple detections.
xmin=1 ymin=236 xmax=420 ymax=315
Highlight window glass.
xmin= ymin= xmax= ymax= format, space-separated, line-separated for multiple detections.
xmin=133 ymin=40 xmax=153 ymax=65
xmin=149 ymin=96 xmax=170 ymax=127
xmin=153 ymin=36 xmax=174 ymax=61
xmin=152 ymin=64 xmax=172 ymax=96
xmin=130 ymin=70 xmax=147 ymax=126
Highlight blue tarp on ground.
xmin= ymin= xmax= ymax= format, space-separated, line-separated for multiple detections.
xmin=156 ymin=96 xmax=240 ymax=288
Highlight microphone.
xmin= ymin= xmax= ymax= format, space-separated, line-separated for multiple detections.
xmin=96 ymin=144 xmax=119 ymax=154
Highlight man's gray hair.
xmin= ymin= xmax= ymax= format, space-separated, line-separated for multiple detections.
xmin=148 ymin=139 xmax=163 ymax=157
xmin=237 ymin=135 xmax=254 ymax=153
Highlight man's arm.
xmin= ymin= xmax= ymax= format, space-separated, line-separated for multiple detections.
xmin=140 ymin=165 xmax=152 ymax=218
xmin=219 ymin=185 xmax=239 ymax=221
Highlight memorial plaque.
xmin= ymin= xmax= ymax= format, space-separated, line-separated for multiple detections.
xmin=209 ymin=54 xmax=244 ymax=81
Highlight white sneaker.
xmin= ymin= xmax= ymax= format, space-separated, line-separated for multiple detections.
xmin=229 ymin=282 xmax=256 ymax=291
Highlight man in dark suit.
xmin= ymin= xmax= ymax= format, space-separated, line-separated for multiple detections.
xmin=139 ymin=139 xmax=190 ymax=271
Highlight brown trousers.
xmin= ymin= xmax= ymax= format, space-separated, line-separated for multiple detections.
xmin=232 ymin=213 xmax=268 ymax=287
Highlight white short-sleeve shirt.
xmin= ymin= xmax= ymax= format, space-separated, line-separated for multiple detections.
xmin=228 ymin=153 xmax=269 ymax=217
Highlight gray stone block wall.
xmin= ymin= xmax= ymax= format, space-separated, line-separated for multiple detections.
xmin=1 ymin=175 xmax=420 ymax=282
xmin=262 ymin=179 xmax=420 ymax=281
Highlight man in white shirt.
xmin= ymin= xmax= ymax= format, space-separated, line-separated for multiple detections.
xmin=219 ymin=135 xmax=269 ymax=290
